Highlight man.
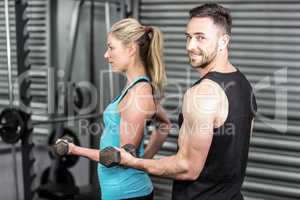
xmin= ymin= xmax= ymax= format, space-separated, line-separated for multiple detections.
xmin=120 ymin=3 xmax=257 ymax=200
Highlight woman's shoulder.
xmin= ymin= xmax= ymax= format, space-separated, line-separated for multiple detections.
xmin=121 ymin=81 xmax=156 ymax=115
xmin=129 ymin=81 xmax=153 ymax=95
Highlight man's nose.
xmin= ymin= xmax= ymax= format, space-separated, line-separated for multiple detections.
xmin=187 ymin=37 xmax=198 ymax=52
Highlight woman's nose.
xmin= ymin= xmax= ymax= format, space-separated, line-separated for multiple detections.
xmin=104 ymin=50 xmax=109 ymax=59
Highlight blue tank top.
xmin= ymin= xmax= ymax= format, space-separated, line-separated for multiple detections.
xmin=98 ymin=76 xmax=153 ymax=200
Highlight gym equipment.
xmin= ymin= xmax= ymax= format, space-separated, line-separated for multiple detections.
xmin=49 ymin=129 xmax=80 ymax=168
xmin=37 ymin=165 xmax=79 ymax=200
xmin=53 ymin=135 xmax=74 ymax=156
xmin=99 ymin=144 xmax=137 ymax=167
xmin=0 ymin=108 xmax=29 ymax=144
xmin=37 ymin=164 xmax=79 ymax=200
xmin=0 ymin=108 xmax=101 ymax=144
xmin=37 ymin=130 xmax=80 ymax=199
xmin=3 ymin=0 xmax=32 ymax=198
xmin=40 ymin=166 xmax=75 ymax=186
xmin=2 ymin=0 xmax=127 ymax=199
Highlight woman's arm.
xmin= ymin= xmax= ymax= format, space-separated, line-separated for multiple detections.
xmin=119 ymin=83 xmax=156 ymax=149
xmin=144 ymin=104 xmax=171 ymax=159
xmin=67 ymin=83 xmax=157 ymax=162
xmin=68 ymin=143 xmax=100 ymax=162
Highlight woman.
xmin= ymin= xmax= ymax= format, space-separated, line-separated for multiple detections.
xmin=67 ymin=18 xmax=171 ymax=200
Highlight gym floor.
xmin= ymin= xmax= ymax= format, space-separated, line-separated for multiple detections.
xmin=0 ymin=143 xmax=23 ymax=200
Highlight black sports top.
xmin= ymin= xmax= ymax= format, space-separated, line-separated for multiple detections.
xmin=172 ymin=70 xmax=257 ymax=200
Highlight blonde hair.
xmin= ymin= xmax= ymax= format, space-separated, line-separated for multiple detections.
xmin=110 ymin=18 xmax=166 ymax=98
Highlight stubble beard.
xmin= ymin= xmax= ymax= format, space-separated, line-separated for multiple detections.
xmin=189 ymin=46 xmax=218 ymax=69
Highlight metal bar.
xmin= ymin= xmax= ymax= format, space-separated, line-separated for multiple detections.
xmin=63 ymin=0 xmax=83 ymax=82
xmin=14 ymin=0 xmax=35 ymax=199
xmin=89 ymin=0 xmax=96 ymax=187
xmin=132 ymin=0 xmax=140 ymax=19
xmin=11 ymin=144 xmax=19 ymax=200
xmin=31 ymin=112 xmax=102 ymax=125
xmin=105 ymin=1 xmax=114 ymax=99
xmin=47 ymin=67 xmax=55 ymax=114
xmin=120 ymin=0 xmax=126 ymax=18
xmin=75 ymin=0 xmax=121 ymax=4
xmin=4 ymin=0 xmax=19 ymax=199
xmin=4 ymin=0 xmax=13 ymax=105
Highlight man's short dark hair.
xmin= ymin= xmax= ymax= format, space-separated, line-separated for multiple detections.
xmin=189 ymin=3 xmax=232 ymax=35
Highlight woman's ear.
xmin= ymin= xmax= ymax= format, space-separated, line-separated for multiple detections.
xmin=127 ymin=42 xmax=139 ymax=57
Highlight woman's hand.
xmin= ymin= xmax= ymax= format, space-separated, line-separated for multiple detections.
xmin=155 ymin=104 xmax=172 ymax=127
xmin=68 ymin=142 xmax=76 ymax=155
xmin=144 ymin=104 xmax=171 ymax=159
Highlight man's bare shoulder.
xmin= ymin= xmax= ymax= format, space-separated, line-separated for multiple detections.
xmin=183 ymin=79 xmax=222 ymax=115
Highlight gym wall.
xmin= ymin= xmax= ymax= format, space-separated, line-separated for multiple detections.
xmin=139 ymin=0 xmax=300 ymax=200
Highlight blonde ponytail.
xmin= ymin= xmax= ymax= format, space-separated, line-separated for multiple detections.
xmin=110 ymin=18 xmax=166 ymax=98
xmin=146 ymin=26 xmax=166 ymax=98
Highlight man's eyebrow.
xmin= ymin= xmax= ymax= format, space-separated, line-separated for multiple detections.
xmin=185 ymin=32 xmax=206 ymax=36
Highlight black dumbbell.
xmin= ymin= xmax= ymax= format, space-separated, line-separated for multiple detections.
xmin=53 ymin=135 xmax=74 ymax=156
xmin=99 ymin=144 xmax=136 ymax=168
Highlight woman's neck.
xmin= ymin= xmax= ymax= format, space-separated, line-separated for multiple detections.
xmin=125 ymin=64 xmax=147 ymax=85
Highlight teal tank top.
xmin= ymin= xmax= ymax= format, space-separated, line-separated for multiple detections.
xmin=98 ymin=76 xmax=153 ymax=200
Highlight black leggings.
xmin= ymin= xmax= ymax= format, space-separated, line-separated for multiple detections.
xmin=123 ymin=191 xmax=154 ymax=200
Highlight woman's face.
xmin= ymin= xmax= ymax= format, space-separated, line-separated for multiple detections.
xmin=104 ymin=33 xmax=130 ymax=72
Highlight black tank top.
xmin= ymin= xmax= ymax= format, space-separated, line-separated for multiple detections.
xmin=172 ymin=70 xmax=257 ymax=200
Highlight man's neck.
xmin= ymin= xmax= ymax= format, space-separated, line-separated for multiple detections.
xmin=197 ymin=56 xmax=235 ymax=77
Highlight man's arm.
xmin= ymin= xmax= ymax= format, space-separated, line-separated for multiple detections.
xmin=120 ymin=79 xmax=221 ymax=180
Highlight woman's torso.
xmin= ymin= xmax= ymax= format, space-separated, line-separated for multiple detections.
xmin=98 ymin=76 xmax=153 ymax=200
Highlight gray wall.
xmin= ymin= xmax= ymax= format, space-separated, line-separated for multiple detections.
xmin=139 ymin=0 xmax=300 ymax=200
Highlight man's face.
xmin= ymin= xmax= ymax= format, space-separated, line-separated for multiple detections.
xmin=185 ymin=17 xmax=221 ymax=69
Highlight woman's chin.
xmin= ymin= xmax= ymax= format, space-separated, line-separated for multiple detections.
xmin=111 ymin=68 xmax=123 ymax=73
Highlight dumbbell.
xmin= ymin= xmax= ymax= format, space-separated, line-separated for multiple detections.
xmin=53 ymin=137 xmax=136 ymax=168
xmin=53 ymin=135 xmax=74 ymax=156
xmin=99 ymin=144 xmax=136 ymax=168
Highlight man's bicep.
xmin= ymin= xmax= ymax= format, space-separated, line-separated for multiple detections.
xmin=179 ymin=84 xmax=218 ymax=177
xmin=174 ymin=115 xmax=214 ymax=179
xmin=188 ymin=123 xmax=213 ymax=175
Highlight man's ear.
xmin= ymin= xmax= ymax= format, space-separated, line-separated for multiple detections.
xmin=218 ymin=34 xmax=230 ymax=51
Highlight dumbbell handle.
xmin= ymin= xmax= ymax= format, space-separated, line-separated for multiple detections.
xmin=53 ymin=140 xmax=69 ymax=156
xmin=53 ymin=136 xmax=74 ymax=156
